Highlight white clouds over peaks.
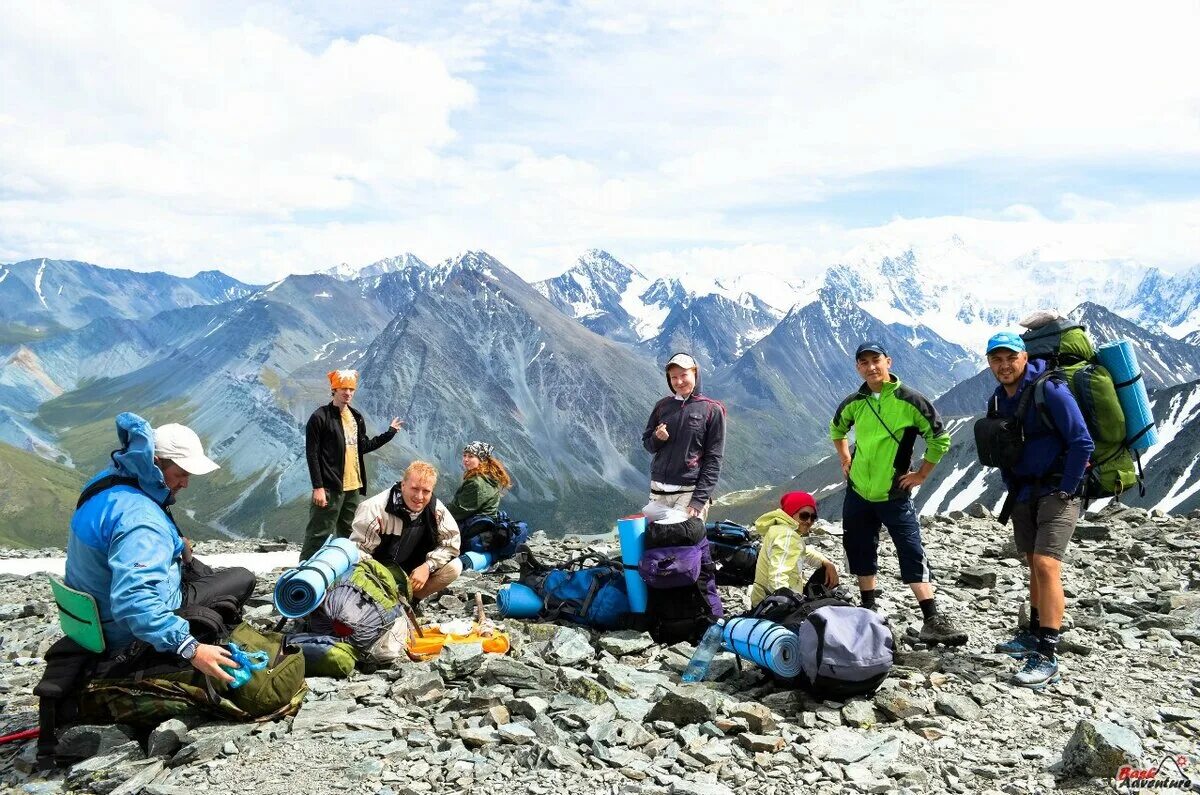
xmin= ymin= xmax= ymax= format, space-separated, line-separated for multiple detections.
xmin=0 ymin=2 xmax=473 ymax=218
xmin=0 ymin=1 xmax=1198 ymax=283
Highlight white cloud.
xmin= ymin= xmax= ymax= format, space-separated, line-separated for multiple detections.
xmin=0 ymin=1 xmax=1198 ymax=284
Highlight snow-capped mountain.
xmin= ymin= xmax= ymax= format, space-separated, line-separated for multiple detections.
xmin=0 ymin=258 xmax=257 ymax=333
xmin=321 ymin=253 xmax=429 ymax=281
xmin=533 ymin=250 xmax=662 ymax=343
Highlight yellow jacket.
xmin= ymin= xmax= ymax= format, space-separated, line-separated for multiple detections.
xmin=749 ymin=509 xmax=830 ymax=606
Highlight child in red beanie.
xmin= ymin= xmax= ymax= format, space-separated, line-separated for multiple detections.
xmin=749 ymin=490 xmax=839 ymax=606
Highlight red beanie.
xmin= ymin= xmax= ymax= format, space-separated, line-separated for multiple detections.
xmin=780 ymin=491 xmax=817 ymax=517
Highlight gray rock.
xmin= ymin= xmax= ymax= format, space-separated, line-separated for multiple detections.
xmin=458 ymin=727 xmax=500 ymax=748
xmin=390 ymin=668 xmax=445 ymax=703
xmin=496 ymin=722 xmax=537 ymax=745
xmin=434 ymin=641 xmax=485 ymax=680
xmin=1074 ymin=522 xmax=1111 ymax=541
xmin=1059 ymin=720 xmax=1145 ymax=778
xmin=506 ymin=695 xmax=550 ymax=720
xmin=735 ymin=733 xmax=786 ymax=752
xmin=482 ymin=657 xmax=548 ymax=690
xmin=1159 ymin=705 xmax=1200 ymax=722
xmin=646 ymin=685 xmax=722 ymax=726
xmin=598 ymin=630 xmax=655 ymax=656
xmin=728 ymin=702 xmax=776 ymax=733
xmin=108 ymin=760 xmax=166 ymax=795
xmin=65 ymin=742 xmax=145 ymax=790
xmin=147 ymin=718 xmax=192 ymax=758
xmin=842 ymin=699 xmax=880 ymax=728
xmin=56 ymin=723 xmax=139 ymax=760
xmin=874 ymin=689 xmax=932 ymax=721
xmin=957 ymin=567 xmax=998 ymax=589
xmin=935 ymin=693 xmax=982 ymax=721
xmin=544 ymin=626 xmax=595 ymax=666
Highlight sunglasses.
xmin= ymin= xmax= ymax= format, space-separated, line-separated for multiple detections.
xmin=795 ymin=512 xmax=817 ymax=522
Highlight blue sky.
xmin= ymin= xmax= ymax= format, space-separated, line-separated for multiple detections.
xmin=1 ymin=1 xmax=1198 ymax=283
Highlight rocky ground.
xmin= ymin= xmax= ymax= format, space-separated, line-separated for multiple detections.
xmin=2 ymin=502 xmax=1200 ymax=795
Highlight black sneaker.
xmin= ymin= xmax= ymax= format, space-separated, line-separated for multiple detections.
xmin=919 ymin=613 xmax=968 ymax=647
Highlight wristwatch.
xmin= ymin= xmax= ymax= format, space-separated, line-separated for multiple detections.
xmin=179 ymin=638 xmax=199 ymax=661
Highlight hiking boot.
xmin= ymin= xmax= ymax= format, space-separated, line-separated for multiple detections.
xmin=994 ymin=629 xmax=1039 ymax=658
xmin=1011 ymin=653 xmax=1060 ymax=688
xmin=918 ymin=613 xmax=968 ymax=647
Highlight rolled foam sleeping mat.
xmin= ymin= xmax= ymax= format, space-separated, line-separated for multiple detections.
xmin=497 ymin=583 xmax=543 ymax=619
xmin=1096 ymin=339 xmax=1158 ymax=452
xmin=273 ymin=537 xmax=360 ymax=619
xmin=723 ymin=617 xmax=803 ymax=679
xmin=462 ymin=551 xmax=495 ymax=572
xmin=617 ymin=515 xmax=648 ymax=613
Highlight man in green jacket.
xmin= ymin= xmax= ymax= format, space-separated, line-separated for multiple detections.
xmin=830 ymin=342 xmax=967 ymax=646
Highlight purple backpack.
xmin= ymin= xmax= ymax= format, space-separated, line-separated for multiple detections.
xmin=639 ymin=518 xmax=723 ymax=644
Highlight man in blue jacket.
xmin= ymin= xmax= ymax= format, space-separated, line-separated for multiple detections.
xmin=641 ymin=352 xmax=726 ymax=521
xmin=66 ymin=414 xmax=253 ymax=682
xmin=985 ymin=331 xmax=1094 ymax=688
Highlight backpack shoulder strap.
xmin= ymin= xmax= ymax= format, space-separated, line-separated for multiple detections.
xmin=76 ymin=475 xmax=143 ymax=510
xmin=1030 ymin=370 xmax=1066 ymax=436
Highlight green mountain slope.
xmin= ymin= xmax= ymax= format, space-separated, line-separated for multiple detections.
xmin=0 ymin=441 xmax=85 ymax=548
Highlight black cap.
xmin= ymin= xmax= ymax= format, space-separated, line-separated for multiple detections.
xmin=855 ymin=341 xmax=888 ymax=359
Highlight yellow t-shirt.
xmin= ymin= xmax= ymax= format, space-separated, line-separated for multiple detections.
xmin=340 ymin=407 xmax=362 ymax=492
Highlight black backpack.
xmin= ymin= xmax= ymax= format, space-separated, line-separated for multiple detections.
xmin=705 ymin=521 xmax=760 ymax=586
xmin=638 ymin=518 xmax=724 ymax=644
xmin=973 ymin=370 xmax=1054 ymax=471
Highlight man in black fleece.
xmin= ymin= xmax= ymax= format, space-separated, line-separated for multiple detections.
xmin=641 ymin=352 xmax=726 ymax=521
xmin=301 ymin=369 xmax=402 ymax=560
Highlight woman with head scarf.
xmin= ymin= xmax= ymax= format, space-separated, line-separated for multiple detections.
xmin=445 ymin=441 xmax=512 ymax=525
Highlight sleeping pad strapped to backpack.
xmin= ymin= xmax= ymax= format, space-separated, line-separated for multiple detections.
xmin=639 ymin=517 xmax=723 ymax=644
xmin=705 ymin=520 xmax=759 ymax=586
xmin=516 ymin=546 xmax=630 ymax=629
xmin=305 ymin=558 xmax=410 ymax=663
xmin=1019 ymin=319 xmax=1144 ymax=499
xmin=744 ymin=584 xmax=893 ymax=699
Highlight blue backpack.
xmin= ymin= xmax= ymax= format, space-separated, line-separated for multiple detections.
xmin=705 ymin=520 xmax=760 ymax=587
xmin=517 ymin=548 xmax=629 ymax=629
xmin=460 ymin=512 xmax=532 ymax=560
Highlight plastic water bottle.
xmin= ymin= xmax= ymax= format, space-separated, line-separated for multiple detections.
xmin=681 ymin=620 xmax=725 ymax=683
xmin=222 ymin=642 xmax=270 ymax=689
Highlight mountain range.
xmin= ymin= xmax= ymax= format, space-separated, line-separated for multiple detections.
xmin=1 ymin=244 xmax=1197 ymax=546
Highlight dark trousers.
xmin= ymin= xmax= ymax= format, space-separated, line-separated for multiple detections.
xmin=182 ymin=558 xmax=255 ymax=614
xmin=841 ymin=486 xmax=932 ymax=584
xmin=300 ymin=489 xmax=363 ymax=561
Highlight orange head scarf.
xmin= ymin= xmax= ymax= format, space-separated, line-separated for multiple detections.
xmin=328 ymin=369 xmax=358 ymax=390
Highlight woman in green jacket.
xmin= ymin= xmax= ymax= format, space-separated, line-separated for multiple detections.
xmin=446 ymin=441 xmax=512 ymax=524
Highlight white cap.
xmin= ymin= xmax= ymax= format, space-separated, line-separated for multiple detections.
xmin=666 ymin=353 xmax=698 ymax=370
xmin=154 ymin=423 xmax=220 ymax=476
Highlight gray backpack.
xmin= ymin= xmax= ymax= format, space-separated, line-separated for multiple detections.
xmin=793 ymin=599 xmax=894 ymax=699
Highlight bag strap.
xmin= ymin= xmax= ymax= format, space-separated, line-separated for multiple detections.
xmin=862 ymin=396 xmax=902 ymax=446
xmin=75 ymin=474 xmax=143 ymax=510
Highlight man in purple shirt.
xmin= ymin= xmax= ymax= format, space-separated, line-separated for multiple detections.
xmin=985 ymin=331 xmax=1094 ymax=688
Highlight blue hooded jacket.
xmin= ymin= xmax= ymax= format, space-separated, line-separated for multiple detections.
xmin=65 ymin=413 xmax=193 ymax=654
xmin=990 ymin=359 xmax=1095 ymax=502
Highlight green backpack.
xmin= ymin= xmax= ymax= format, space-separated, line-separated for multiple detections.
xmin=305 ymin=558 xmax=409 ymax=654
xmin=1021 ymin=320 xmax=1143 ymax=499
xmin=78 ymin=622 xmax=308 ymax=727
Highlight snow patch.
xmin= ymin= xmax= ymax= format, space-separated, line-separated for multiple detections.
xmin=34 ymin=259 xmax=48 ymax=308
xmin=0 ymin=267 xmax=8 ymax=285
xmin=314 ymin=291 xmax=332 ymax=299
xmin=1159 ymin=453 xmax=1200 ymax=513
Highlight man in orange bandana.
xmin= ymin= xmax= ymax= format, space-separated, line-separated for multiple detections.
xmin=301 ymin=369 xmax=402 ymax=560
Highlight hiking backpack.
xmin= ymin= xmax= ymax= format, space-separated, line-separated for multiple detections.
xmin=460 ymin=512 xmax=532 ymax=560
xmin=706 ymin=520 xmax=760 ymax=587
xmin=638 ymin=517 xmax=724 ymax=644
xmin=517 ymin=547 xmax=630 ymax=629
xmin=305 ymin=559 xmax=409 ymax=657
xmin=744 ymin=584 xmax=893 ymax=699
xmin=1020 ymin=319 xmax=1145 ymax=500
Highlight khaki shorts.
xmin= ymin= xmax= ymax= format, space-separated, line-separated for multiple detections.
xmin=1011 ymin=493 xmax=1081 ymax=561
xmin=644 ymin=490 xmax=710 ymax=522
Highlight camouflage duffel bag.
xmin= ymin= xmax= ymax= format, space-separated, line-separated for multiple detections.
xmin=78 ymin=622 xmax=307 ymax=727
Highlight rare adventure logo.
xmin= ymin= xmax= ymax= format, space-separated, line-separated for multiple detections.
xmin=1117 ymin=753 xmax=1199 ymax=792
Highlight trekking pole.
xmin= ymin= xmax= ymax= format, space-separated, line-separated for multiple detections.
xmin=0 ymin=727 xmax=39 ymax=745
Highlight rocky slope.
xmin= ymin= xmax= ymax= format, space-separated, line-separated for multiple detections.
xmin=2 ymin=504 xmax=1199 ymax=794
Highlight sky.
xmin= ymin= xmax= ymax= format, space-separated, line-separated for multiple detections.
xmin=1 ymin=1 xmax=1199 ymax=285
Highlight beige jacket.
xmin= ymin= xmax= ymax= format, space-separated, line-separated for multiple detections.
xmin=350 ymin=490 xmax=461 ymax=574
